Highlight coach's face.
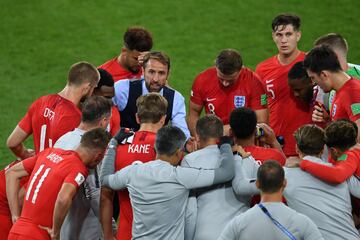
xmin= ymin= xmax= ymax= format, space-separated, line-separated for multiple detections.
xmin=144 ymin=59 xmax=169 ymax=92
xmin=272 ymin=24 xmax=301 ymax=56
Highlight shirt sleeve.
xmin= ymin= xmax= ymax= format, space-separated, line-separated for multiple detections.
xmin=347 ymin=99 xmax=360 ymax=122
xmin=249 ymin=74 xmax=267 ymax=110
xmin=107 ymin=165 xmax=132 ymax=190
xmin=300 ymin=154 xmax=358 ymax=184
xmin=64 ymin=165 xmax=88 ymax=189
xmin=113 ymin=80 xmax=130 ymax=111
xmin=232 ymin=155 xmax=260 ymax=196
xmin=269 ymin=149 xmax=286 ymax=166
xmin=299 ymin=214 xmax=325 ymax=240
xmin=218 ymin=216 xmax=242 ymax=240
xmin=22 ymin=154 xmax=39 ymax=174
xmin=171 ymin=91 xmax=191 ymax=139
xmin=347 ymin=175 xmax=360 ymax=198
xmin=189 ymin=73 xmax=204 ymax=106
xmin=18 ymin=100 xmax=38 ymax=134
xmin=184 ymin=195 xmax=197 ymax=240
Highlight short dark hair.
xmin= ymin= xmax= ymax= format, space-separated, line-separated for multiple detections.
xmin=257 ymin=160 xmax=285 ymax=193
xmin=80 ymin=128 xmax=111 ymax=151
xmin=215 ymin=49 xmax=242 ymax=75
xmin=294 ymin=124 xmax=325 ymax=155
xmin=288 ymin=61 xmax=310 ymax=82
xmin=68 ymin=61 xmax=99 ymax=86
xmin=96 ymin=68 xmax=114 ymax=89
xmin=155 ymin=126 xmax=186 ymax=156
xmin=314 ymin=33 xmax=348 ymax=54
xmin=81 ymin=96 xmax=112 ymax=124
xmin=124 ymin=27 xmax=153 ymax=52
xmin=272 ymin=13 xmax=301 ymax=32
xmin=229 ymin=108 xmax=257 ymax=139
xmin=136 ymin=93 xmax=168 ymax=124
xmin=196 ymin=115 xmax=223 ymax=140
xmin=303 ymin=45 xmax=342 ymax=74
xmin=142 ymin=51 xmax=170 ymax=71
xmin=325 ymin=119 xmax=357 ymax=151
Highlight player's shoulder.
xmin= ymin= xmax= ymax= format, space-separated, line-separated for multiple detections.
xmin=99 ymin=57 xmax=117 ymax=70
xmin=255 ymin=55 xmax=277 ymax=71
xmin=194 ymin=66 xmax=217 ymax=81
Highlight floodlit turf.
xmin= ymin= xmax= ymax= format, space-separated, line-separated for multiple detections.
xmin=1 ymin=0 xmax=359 ymax=167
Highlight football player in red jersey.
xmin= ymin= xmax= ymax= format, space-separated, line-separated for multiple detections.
xmin=304 ymin=45 xmax=360 ymax=141
xmin=188 ymin=49 xmax=268 ymax=137
xmin=6 ymin=62 xmax=100 ymax=159
xmin=100 ymin=93 xmax=167 ymax=240
xmin=6 ymin=128 xmax=111 ymax=240
xmin=99 ymin=27 xmax=153 ymax=82
xmin=256 ymin=13 xmax=312 ymax=157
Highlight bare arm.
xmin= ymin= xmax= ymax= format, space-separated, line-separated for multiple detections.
xmin=5 ymin=162 xmax=29 ymax=223
xmin=100 ymin=187 xmax=116 ymax=240
xmin=187 ymin=101 xmax=203 ymax=137
xmin=254 ymin=109 xmax=269 ymax=124
xmin=52 ymin=183 xmax=77 ymax=239
xmin=6 ymin=126 xmax=34 ymax=159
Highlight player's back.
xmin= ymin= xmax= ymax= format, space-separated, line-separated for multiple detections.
xmin=18 ymin=94 xmax=81 ymax=153
xmin=21 ymin=148 xmax=87 ymax=228
xmin=182 ymin=145 xmax=249 ymax=240
xmin=243 ymin=145 xmax=286 ymax=166
xmin=284 ymin=156 xmax=359 ymax=240
xmin=115 ymin=130 xmax=157 ymax=240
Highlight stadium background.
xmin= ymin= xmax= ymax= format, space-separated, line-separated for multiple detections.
xmin=1 ymin=0 xmax=359 ymax=168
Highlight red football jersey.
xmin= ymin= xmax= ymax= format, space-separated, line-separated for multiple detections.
xmin=300 ymin=148 xmax=360 ymax=184
xmin=331 ymin=78 xmax=360 ymax=122
xmin=243 ymin=145 xmax=286 ymax=166
xmin=256 ymin=52 xmax=312 ymax=157
xmin=190 ymin=67 xmax=267 ymax=124
xmin=0 ymin=161 xmax=28 ymax=240
xmin=9 ymin=148 xmax=88 ymax=239
xmin=109 ymin=106 xmax=121 ymax=136
xmin=18 ymin=94 xmax=81 ymax=154
xmin=99 ymin=57 xmax=142 ymax=82
xmin=115 ymin=131 xmax=157 ymax=240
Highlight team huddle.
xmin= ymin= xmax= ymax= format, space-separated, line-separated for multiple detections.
xmin=1 ymin=12 xmax=360 ymax=240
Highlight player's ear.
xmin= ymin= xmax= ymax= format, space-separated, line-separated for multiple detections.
xmin=159 ymin=115 xmax=166 ymax=126
xmin=135 ymin=113 xmax=141 ymax=124
xmin=296 ymin=31 xmax=301 ymax=42
xmin=255 ymin=179 xmax=260 ymax=190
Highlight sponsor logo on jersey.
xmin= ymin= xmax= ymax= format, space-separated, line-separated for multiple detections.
xmin=206 ymin=97 xmax=216 ymax=102
xmin=234 ymin=96 xmax=246 ymax=108
xmin=75 ymin=173 xmax=85 ymax=186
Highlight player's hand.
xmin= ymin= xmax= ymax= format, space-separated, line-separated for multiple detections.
xmin=184 ymin=137 xmax=197 ymax=153
xmin=257 ymin=123 xmax=277 ymax=146
xmin=20 ymin=148 xmax=35 ymax=159
xmin=113 ymin=128 xmax=134 ymax=145
xmin=138 ymin=51 xmax=149 ymax=65
xmin=11 ymin=215 xmax=19 ymax=223
xmin=39 ymin=226 xmax=59 ymax=240
xmin=312 ymin=104 xmax=330 ymax=122
xmin=235 ymin=145 xmax=251 ymax=158
xmin=285 ymin=156 xmax=301 ymax=168
xmin=223 ymin=124 xmax=231 ymax=136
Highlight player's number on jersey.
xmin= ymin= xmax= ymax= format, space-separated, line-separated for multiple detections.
xmin=265 ymin=79 xmax=275 ymax=99
xmin=25 ymin=164 xmax=51 ymax=204
xmin=207 ymin=103 xmax=215 ymax=114
xmin=40 ymin=124 xmax=53 ymax=151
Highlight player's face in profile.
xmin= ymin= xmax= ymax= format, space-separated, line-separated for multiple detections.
xmin=288 ymin=78 xmax=314 ymax=103
xmin=144 ymin=59 xmax=169 ymax=92
xmin=272 ymin=24 xmax=301 ymax=56
xmin=125 ymin=49 xmax=141 ymax=74
xmin=216 ymin=68 xmax=240 ymax=88
xmin=87 ymin=150 xmax=105 ymax=169
xmin=307 ymin=70 xmax=331 ymax=93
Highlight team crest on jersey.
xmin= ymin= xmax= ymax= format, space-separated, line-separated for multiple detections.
xmin=332 ymin=104 xmax=337 ymax=117
xmin=234 ymin=96 xmax=246 ymax=108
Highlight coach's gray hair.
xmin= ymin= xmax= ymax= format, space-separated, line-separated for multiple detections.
xmin=155 ymin=126 xmax=186 ymax=156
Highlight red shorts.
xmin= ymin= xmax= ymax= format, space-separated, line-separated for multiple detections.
xmin=7 ymin=232 xmax=43 ymax=240
xmin=8 ymin=218 xmax=50 ymax=240
xmin=0 ymin=214 xmax=12 ymax=240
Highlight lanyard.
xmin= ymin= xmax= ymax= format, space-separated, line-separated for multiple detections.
xmin=258 ymin=203 xmax=298 ymax=240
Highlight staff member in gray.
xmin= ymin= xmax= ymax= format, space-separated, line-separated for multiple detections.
xmin=219 ymin=160 xmax=323 ymax=240
xmin=54 ymin=96 xmax=113 ymax=240
xmin=182 ymin=115 xmax=250 ymax=240
xmin=232 ymin=123 xmax=360 ymax=240
xmin=113 ymin=51 xmax=190 ymax=138
xmin=100 ymin=126 xmax=234 ymax=240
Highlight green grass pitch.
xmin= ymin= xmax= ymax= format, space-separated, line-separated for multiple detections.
xmin=1 ymin=0 xmax=359 ymax=168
